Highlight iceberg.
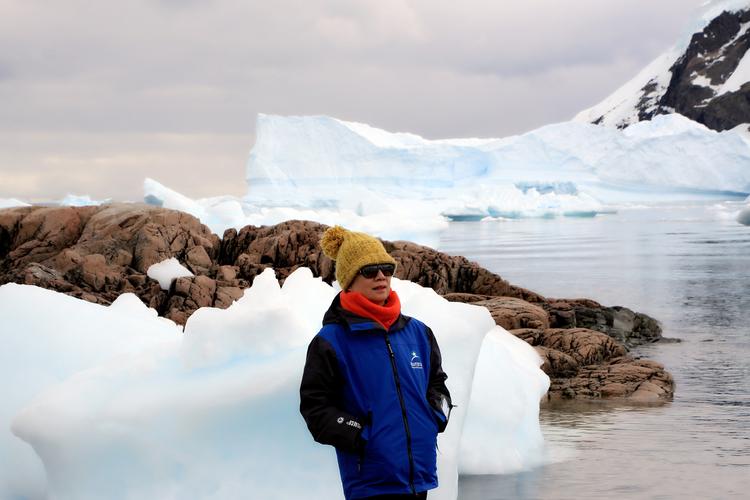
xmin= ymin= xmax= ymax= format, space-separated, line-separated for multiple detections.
xmin=0 ymin=198 xmax=30 ymax=209
xmin=5 ymin=270 xmax=549 ymax=500
xmin=0 ymin=285 xmax=181 ymax=500
xmin=246 ymin=114 xmax=750 ymax=206
xmin=144 ymin=177 xmax=449 ymax=247
xmin=145 ymin=112 xmax=750 ymax=244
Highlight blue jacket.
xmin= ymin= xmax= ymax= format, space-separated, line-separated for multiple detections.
xmin=300 ymin=294 xmax=452 ymax=500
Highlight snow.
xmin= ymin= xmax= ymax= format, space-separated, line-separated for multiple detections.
xmin=147 ymin=257 xmax=195 ymax=290
xmin=0 ymin=198 xmax=30 ymax=208
xmin=692 ymin=74 xmax=719 ymax=90
xmin=573 ymin=49 xmax=680 ymax=128
xmin=575 ymin=0 xmax=750 ymax=128
xmin=718 ymin=44 xmax=750 ymax=95
xmin=698 ymin=0 xmax=750 ymax=27
xmin=5 ymin=271 xmax=549 ymax=500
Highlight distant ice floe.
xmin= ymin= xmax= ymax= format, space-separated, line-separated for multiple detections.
xmin=1 ymin=195 xmax=109 ymax=209
xmin=4 ymin=271 xmax=549 ymax=500
xmin=59 ymin=194 xmax=110 ymax=206
xmin=0 ymin=198 xmax=30 ymax=209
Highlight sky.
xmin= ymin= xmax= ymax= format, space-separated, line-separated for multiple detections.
xmin=0 ymin=0 xmax=708 ymax=202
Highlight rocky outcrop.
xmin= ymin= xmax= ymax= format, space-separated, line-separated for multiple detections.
xmin=543 ymin=299 xmax=662 ymax=347
xmin=473 ymin=297 xmax=550 ymax=331
xmin=656 ymin=9 xmax=750 ymax=131
xmin=0 ymin=204 xmax=674 ymax=400
xmin=220 ymin=220 xmax=544 ymax=300
xmin=0 ymin=204 xmax=223 ymax=321
xmin=512 ymin=327 xmax=674 ymax=401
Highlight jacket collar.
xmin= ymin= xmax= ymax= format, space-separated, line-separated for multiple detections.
xmin=323 ymin=293 xmax=410 ymax=333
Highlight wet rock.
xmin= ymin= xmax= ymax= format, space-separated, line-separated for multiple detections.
xmin=544 ymin=299 xmax=662 ymax=347
xmin=544 ymin=356 xmax=674 ymax=401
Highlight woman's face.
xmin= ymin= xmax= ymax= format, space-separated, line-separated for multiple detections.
xmin=348 ymin=267 xmax=392 ymax=305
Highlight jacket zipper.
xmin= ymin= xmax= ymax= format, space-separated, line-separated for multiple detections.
xmin=384 ymin=333 xmax=416 ymax=495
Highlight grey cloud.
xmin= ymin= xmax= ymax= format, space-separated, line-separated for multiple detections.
xmin=0 ymin=0 xmax=712 ymax=202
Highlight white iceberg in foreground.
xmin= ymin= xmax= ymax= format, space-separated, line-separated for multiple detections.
xmin=0 ymin=286 xmax=181 ymax=500
xmin=7 ymin=270 xmax=548 ymax=500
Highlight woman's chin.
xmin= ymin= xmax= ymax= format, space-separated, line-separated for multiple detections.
xmin=366 ymin=289 xmax=389 ymax=304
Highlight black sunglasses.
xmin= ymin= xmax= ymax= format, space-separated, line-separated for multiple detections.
xmin=358 ymin=263 xmax=396 ymax=279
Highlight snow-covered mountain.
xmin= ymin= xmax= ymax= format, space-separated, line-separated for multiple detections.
xmin=575 ymin=0 xmax=750 ymax=131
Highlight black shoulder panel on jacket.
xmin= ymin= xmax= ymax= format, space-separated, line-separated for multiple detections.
xmin=299 ymin=334 xmax=365 ymax=453
xmin=426 ymin=327 xmax=452 ymax=433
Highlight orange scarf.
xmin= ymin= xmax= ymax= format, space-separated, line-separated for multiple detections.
xmin=340 ymin=290 xmax=401 ymax=330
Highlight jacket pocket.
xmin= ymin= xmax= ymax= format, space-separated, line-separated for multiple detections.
xmin=357 ymin=411 xmax=372 ymax=473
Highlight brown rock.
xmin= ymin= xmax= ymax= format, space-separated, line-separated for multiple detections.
xmin=186 ymin=246 xmax=212 ymax=271
xmin=513 ymin=328 xmax=627 ymax=366
xmin=215 ymin=286 xmax=244 ymax=308
xmin=547 ymin=357 xmax=674 ymax=401
xmin=532 ymin=346 xmax=579 ymax=377
xmin=544 ymin=298 xmax=662 ymax=347
xmin=475 ymin=297 xmax=550 ymax=330
xmin=441 ymin=293 xmax=494 ymax=303
xmin=0 ymin=204 xmax=219 ymax=320
xmin=216 ymin=265 xmax=238 ymax=282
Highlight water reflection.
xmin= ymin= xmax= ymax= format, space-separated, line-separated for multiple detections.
xmin=442 ymin=204 xmax=750 ymax=499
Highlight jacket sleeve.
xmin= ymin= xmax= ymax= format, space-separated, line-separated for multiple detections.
xmin=299 ymin=334 xmax=364 ymax=453
xmin=426 ymin=327 xmax=452 ymax=433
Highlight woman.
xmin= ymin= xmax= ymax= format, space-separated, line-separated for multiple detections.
xmin=300 ymin=226 xmax=452 ymax=500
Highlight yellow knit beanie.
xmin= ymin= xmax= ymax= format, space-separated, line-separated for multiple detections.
xmin=320 ymin=225 xmax=397 ymax=290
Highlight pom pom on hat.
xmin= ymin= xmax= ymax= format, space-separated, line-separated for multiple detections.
xmin=321 ymin=225 xmax=347 ymax=260
xmin=320 ymin=225 xmax=397 ymax=290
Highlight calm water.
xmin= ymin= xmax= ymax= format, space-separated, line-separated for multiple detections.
xmin=439 ymin=203 xmax=750 ymax=500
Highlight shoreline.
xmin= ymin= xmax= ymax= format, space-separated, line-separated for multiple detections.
xmin=0 ymin=203 xmax=675 ymax=401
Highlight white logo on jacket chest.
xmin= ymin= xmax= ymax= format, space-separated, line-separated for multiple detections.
xmin=410 ymin=351 xmax=423 ymax=369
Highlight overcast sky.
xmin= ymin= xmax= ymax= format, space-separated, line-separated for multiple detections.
xmin=0 ymin=0 xmax=707 ymax=202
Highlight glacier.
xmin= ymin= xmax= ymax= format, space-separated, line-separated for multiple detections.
xmin=3 ymin=270 xmax=549 ymax=500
